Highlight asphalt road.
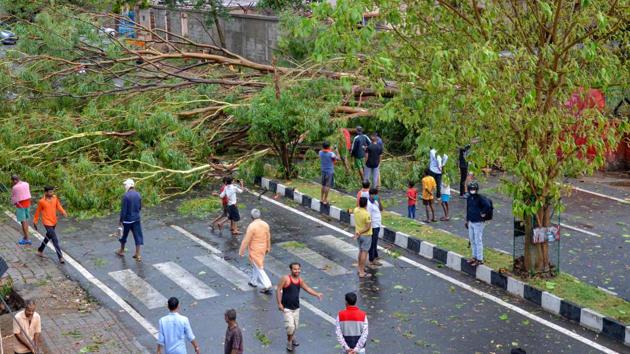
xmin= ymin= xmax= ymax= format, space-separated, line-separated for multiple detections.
xmin=377 ymin=173 xmax=630 ymax=301
xmin=45 ymin=191 xmax=627 ymax=353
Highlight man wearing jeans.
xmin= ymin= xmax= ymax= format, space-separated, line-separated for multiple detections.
xmin=364 ymin=134 xmax=383 ymax=188
xmin=465 ymin=182 xmax=491 ymax=267
xmin=367 ymin=188 xmax=383 ymax=268
xmin=34 ymin=186 xmax=67 ymax=264
xmin=117 ymin=178 xmax=144 ymax=262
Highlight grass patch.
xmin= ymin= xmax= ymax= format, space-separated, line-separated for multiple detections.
xmin=269 ymin=177 xmax=630 ymax=324
xmin=177 ymin=198 xmax=222 ymax=219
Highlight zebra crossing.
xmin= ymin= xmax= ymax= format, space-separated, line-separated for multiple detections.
xmin=107 ymin=229 xmax=392 ymax=311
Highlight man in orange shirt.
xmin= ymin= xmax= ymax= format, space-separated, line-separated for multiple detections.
xmin=421 ymin=169 xmax=437 ymax=223
xmin=33 ymin=186 xmax=67 ymax=264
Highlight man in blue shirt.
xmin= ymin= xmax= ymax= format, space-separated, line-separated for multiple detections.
xmin=319 ymin=141 xmax=340 ymax=205
xmin=116 ymin=178 xmax=144 ymax=261
xmin=157 ymin=297 xmax=200 ymax=354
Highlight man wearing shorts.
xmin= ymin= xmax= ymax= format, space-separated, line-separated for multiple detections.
xmin=276 ymin=262 xmax=323 ymax=352
xmin=220 ymin=177 xmax=244 ymax=236
xmin=319 ymin=141 xmax=339 ymax=205
xmin=353 ymin=197 xmax=372 ymax=278
xmin=117 ymin=178 xmax=144 ymax=262
xmin=11 ymin=175 xmax=32 ymax=245
xmin=350 ymin=126 xmax=370 ymax=182
xmin=421 ymin=169 xmax=437 ymax=222
xmin=211 ymin=177 xmax=229 ymax=232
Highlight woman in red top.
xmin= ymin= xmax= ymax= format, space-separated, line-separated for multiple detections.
xmin=406 ymin=181 xmax=417 ymax=219
xmin=211 ymin=177 xmax=230 ymax=232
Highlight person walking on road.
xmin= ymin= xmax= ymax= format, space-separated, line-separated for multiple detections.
xmin=239 ymin=209 xmax=273 ymax=294
xmin=11 ymin=175 xmax=32 ymax=245
xmin=421 ymin=169 xmax=437 ymax=223
xmin=319 ymin=141 xmax=340 ymax=205
xmin=224 ymin=309 xmax=244 ymax=354
xmin=353 ymin=197 xmax=372 ymax=278
xmin=211 ymin=177 xmax=230 ymax=232
xmin=33 ymin=186 xmax=67 ymax=264
xmin=428 ymin=148 xmax=447 ymax=198
xmin=350 ymin=126 xmax=370 ymax=182
xmin=335 ymin=292 xmax=368 ymax=354
xmin=157 ymin=297 xmax=201 ymax=354
xmin=465 ymin=182 xmax=492 ymax=267
xmin=220 ymin=177 xmax=244 ymax=236
xmin=364 ymin=134 xmax=383 ymax=188
xmin=367 ymin=188 xmax=383 ymax=268
xmin=276 ymin=262 xmax=323 ymax=352
xmin=116 ymin=178 xmax=144 ymax=262
xmin=13 ymin=300 xmax=41 ymax=354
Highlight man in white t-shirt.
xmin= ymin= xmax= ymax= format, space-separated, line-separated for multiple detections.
xmin=367 ymin=188 xmax=383 ymax=268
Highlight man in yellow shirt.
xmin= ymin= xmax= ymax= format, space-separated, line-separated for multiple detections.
xmin=421 ymin=169 xmax=437 ymax=223
xmin=353 ymin=197 xmax=372 ymax=278
xmin=13 ymin=300 xmax=41 ymax=354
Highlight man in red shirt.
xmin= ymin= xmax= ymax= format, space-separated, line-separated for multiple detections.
xmin=336 ymin=292 xmax=368 ymax=353
xmin=33 ymin=186 xmax=67 ymax=264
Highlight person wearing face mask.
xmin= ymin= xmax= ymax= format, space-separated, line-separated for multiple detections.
xmin=465 ymin=182 xmax=492 ymax=267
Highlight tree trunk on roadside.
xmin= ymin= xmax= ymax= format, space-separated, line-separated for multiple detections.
xmin=523 ymin=204 xmax=552 ymax=274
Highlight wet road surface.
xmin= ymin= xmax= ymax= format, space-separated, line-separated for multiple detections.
xmin=46 ymin=191 xmax=628 ymax=353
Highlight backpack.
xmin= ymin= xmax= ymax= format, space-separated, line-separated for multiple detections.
xmin=480 ymin=195 xmax=493 ymax=221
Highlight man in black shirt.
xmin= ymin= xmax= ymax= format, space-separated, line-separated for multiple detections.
xmin=458 ymin=144 xmax=471 ymax=196
xmin=350 ymin=126 xmax=370 ymax=182
xmin=276 ymin=262 xmax=324 ymax=352
xmin=364 ymin=133 xmax=383 ymax=188
xmin=224 ymin=309 xmax=243 ymax=354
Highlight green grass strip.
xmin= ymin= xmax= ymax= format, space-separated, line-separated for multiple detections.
xmin=275 ymin=178 xmax=630 ymax=324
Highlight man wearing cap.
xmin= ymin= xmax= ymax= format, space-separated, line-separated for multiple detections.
xmin=117 ymin=178 xmax=144 ymax=261
xmin=239 ymin=209 xmax=272 ymax=294
xmin=350 ymin=126 xmax=370 ymax=182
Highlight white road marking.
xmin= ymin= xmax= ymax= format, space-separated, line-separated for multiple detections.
xmin=560 ymin=223 xmax=602 ymax=238
xmin=109 ymin=269 xmax=167 ymax=310
xmin=314 ymin=235 xmax=392 ymax=267
xmin=153 ymin=262 xmax=218 ymax=300
xmin=568 ymin=185 xmax=630 ymax=205
xmin=278 ymin=241 xmax=350 ymax=276
xmin=251 ymin=192 xmax=620 ymax=354
xmin=194 ymin=254 xmax=252 ymax=291
xmin=170 ymin=225 xmax=222 ymax=254
xmin=4 ymin=211 xmax=159 ymax=339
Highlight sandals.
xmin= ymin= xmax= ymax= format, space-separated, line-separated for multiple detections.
xmin=358 ymin=272 xmax=372 ymax=278
xmin=132 ymin=254 xmax=142 ymax=262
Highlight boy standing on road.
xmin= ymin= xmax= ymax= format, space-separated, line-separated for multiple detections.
xmin=11 ymin=175 xmax=32 ymax=245
xmin=319 ymin=141 xmax=339 ymax=205
xmin=364 ymin=134 xmax=383 ymax=188
xmin=353 ymin=197 xmax=372 ymax=278
xmin=465 ymin=182 xmax=492 ymax=266
xmin=335 ymin=292 xmax=368 ymax=354
xmin=220 ymin=177 xmax=244 ymax=236
xmin=117 ymin=178 xmax=144 ymax=262
xmin=33 ymin=186 xmax=67 ymax=264
xmin=276 ymin=262 xmax=324 ymax=352
xmin=211 ymin=177 xmax=229 ymax=231
xmin=440 ymin=179 xmax=451 ymax=221
xmin=224 ymin=309 xmax=244 ymax=354
xmin=406 ymin=181 xmax=417 ymax=219
xmin=421 ymin=170 xmax=437 ymax=223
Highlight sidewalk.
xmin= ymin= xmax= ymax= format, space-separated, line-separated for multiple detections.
xmin=0 ymin=221 xmax=149 ymax=354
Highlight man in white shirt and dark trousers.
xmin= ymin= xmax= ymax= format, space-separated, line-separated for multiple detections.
xmin=367 ymin=188 xmax=383 ymax=268
xmin=429 ymin=148 xmax=448 ymax=198
xmin=219 ymin=177 xmax=243 ymax=236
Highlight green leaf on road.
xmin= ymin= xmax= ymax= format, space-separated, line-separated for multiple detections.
xmin=545 ymin=281 xmax=556 ymax=290
xmin=521 ymin=319 xmax=530 ymax=325
xmin=499 ymin=313 xmax=509 ymax=321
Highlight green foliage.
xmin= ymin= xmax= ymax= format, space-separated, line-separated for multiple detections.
xmin=233 ymin=78 xmax=342 ymax=178
xmin=0 ymin=0 xmax=112 ymax=19
xmin=177 ymin=197 xmax=222 ymax=219
xmin=295 ymin=0 xmax=629 ymax=225
xmin=257 ymin=0 xmax=317 ymax=14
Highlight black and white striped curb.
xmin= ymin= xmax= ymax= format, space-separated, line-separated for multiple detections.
xmin=256 ymin=176 xmax=630 ymax=347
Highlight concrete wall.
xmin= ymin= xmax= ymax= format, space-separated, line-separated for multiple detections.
xmin=149 ymin=6 xmax=279 ymax=64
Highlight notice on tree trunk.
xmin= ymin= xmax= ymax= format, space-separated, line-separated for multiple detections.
xmin=533 ymin=225 xmax=560 ymax=244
